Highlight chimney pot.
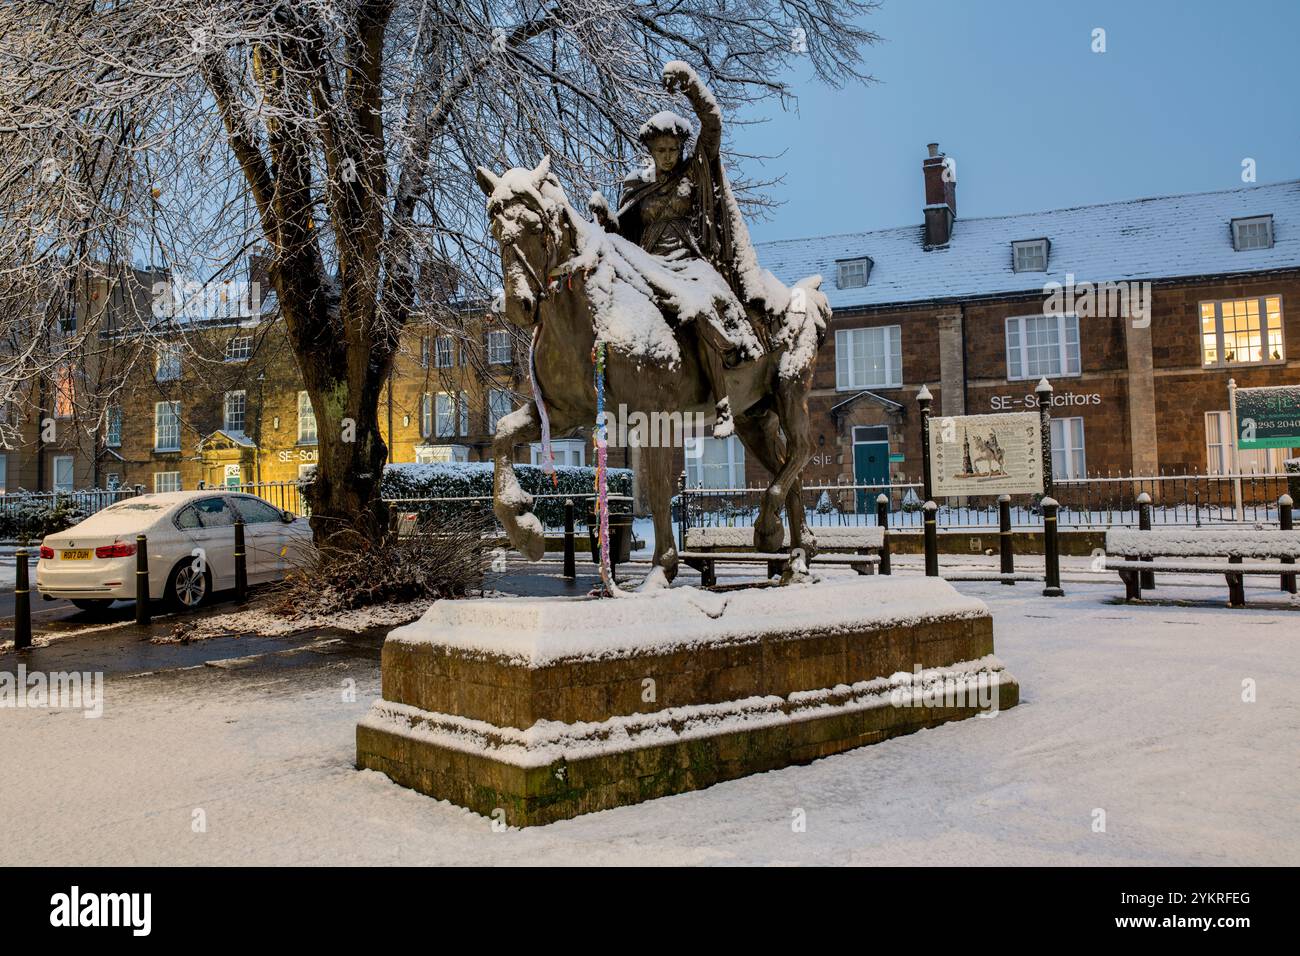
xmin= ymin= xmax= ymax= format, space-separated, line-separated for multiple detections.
xmin=927 ymin=142 xmax=940 ymax=158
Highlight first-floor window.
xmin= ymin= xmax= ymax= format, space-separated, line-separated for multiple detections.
xmin=1006 ymin=313 xmax=1080 ymax=380
xmin=488 ymin=389 xmax=513 ymax=435
xmin=297 ymin=391 xmax=317 ymax=444
xmin=434 ymin=336 xmax=454 ymax=368
xmin=415 ymin=444 xmax=469 ymax=464
xmin=420 ymin=393 xmax=434 ymax=438
xmin=835 ymin=325 xmax=903 ymax=390
xmin=1200 ymin=296 xmax=1284 ymax=367
xmin=487 ymin=329 xmax=512 ymax=365
xmin=1049 ymin=417 xmax=1086 ymax=480
xmin=153 ymin=471 xmax=182 ymax=493
xmin=223 ymin=390 xmax=246 ymax=434
xmin=684 ymin=434 xmax=747 ymax=488
xmin=435 ymin=392 xmax=457 ymax=438
xmin=154 ymin=401 xmax=181 ymax=452
xmin=530 ymin=440 xmax=585 ymax=467
xmin=1206 ymin=410 xmax=1294 ymax=473
xmin=51 ymin=456 xmax=74 ymax=492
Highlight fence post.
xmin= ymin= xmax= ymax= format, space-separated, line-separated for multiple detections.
xmin=135 ymin=533 xmax=151 ymax=625
xmin=14 ymin=542 xmax=32 ymax=650
xmin=1280 ymin=494 xmax=1295 ymax=595
xmin=1137 ymin=491 xmax=1155 ymax=590
xmin=923 ymin=500 xmax=939 ymax=577
xmin=563 ymin=499 xmax=576 ymax=580
xmin=1042 ymin=498 xmax=1064 ymax=597
xmin=234 ymin=519 xmax=248 ymax=603
xmin=875 ymin=493 xmax=891 ymax=575
xmin=917 ymin=385 xmax=934 ymax=502
xmin=998 ymin=494 xmax=1014 ymax=585
xmin=1036 ymin=378 xmax=1054 ymax=501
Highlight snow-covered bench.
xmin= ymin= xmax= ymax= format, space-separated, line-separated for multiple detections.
xmin=681 ymin=526 xmax=886 ymax=586
xmin=1104 ymin=528 xmax=1300 ymax=607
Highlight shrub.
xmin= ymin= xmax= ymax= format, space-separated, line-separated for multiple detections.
xmin=0 ymin=493 xmax=90 ymax=541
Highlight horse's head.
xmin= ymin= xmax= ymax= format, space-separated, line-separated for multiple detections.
xmin=476 ymin=156 xmax=566 ymax=324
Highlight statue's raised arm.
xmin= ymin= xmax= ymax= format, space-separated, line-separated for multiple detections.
xmin=662 ymin=60 xmax=722 ymax=161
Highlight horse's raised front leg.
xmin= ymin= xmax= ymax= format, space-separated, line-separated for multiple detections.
xmin=639 ymin=444 xmax=679 ymax=587
xmin=734 ymin=410 xmax=787 ymax=555
xmin=492 ymin=404 xmax=546 ymax=561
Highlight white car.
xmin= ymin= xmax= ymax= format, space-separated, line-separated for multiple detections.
xmin=36 ymin=491 xmax=315 ymax=612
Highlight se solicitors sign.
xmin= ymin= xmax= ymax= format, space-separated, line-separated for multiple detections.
xmin=1235 ymin=385 xmax=1300 ymax=450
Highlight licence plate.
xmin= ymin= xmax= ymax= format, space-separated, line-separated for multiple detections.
xmin=60 ymin=549 xmax=92 ymax=561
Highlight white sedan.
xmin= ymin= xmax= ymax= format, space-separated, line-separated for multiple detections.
xmin=36 ymin=491 xmax=315 ymax=612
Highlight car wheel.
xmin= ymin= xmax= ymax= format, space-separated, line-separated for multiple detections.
xmin=71 ymin=599 xmax=114 ymax=614
xmin=166 ymin=559 xmax=211 ymax=611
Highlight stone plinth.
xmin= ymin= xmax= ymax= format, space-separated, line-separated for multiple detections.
xmin=356 ymin=578 xmax=1019 ymax=826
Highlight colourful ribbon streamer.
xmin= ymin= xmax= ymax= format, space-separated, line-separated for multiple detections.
xmin=593 ymin=340 xmax=612 ymax=595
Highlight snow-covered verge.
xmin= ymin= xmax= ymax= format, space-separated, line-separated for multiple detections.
xmin=2 ymin=576 xmax=1296 ymax=865
xmin=154 ymin=600 xmax=432 ymax=643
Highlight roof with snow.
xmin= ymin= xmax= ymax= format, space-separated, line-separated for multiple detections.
xmin=755 ymin=180 xmax=1300 ymax=312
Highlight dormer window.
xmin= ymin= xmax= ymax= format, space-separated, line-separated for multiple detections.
xmin=1012 ymin=238 xmax=1050 ymax=273
xmin=836 ymin=257 xmax=873 ymax=289
xmin=1232 ymin=215 xmax=1273 ymax=251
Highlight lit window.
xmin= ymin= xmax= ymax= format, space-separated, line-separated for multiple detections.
xmin=487 ymin=330 xmax=512 ymax=365
xmin=53 ymin=364 xmax=75 ymax=417
xmin=154 ymin=401 xmax=181 ymax=452
xmin=836 ymin=257 xmax=872 ymax=290
xmin=835 ymin=326 xmax=903 ymax=390
xmin=1049 ymin=417 xmax=1086 ymax=480
xmin=52 ymin=455 xmax=74 ymax=493
xmin=1012 ymin=239 xmax=1049 ymax=273
xmin=106 ymin=406 xmax=122 ymax=448
xmin=225 ymin=336 xmax=252 ymax=362
xmin=155 ymin=344 xmax=182 ymax=382
xmin=684 ymin=435 xmax=747 ymax=489
xmin=1200 ymin=296 xmax=1284 ymax=367
xmin=297 ymin=391 xmax=317 ymax=443
xmin=223 ymin=390 xmax=246 ymax=433
xmin=434 ymin=336 xmax=454 ymax=368
xmin=1231 ymin=215 xmax=1273 ymax=252
xmin=153 ymin=471 xmax=182 ymax=493
xmin=1006 ymin=314 xmax=1080 ymax=380
xmin=488 ymin=389 xmax=513 ymax=434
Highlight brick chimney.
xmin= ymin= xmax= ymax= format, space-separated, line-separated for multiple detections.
xmin=922 ymin=143 xmax=956 ymax=247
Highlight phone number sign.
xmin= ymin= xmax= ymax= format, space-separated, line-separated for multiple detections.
xmin=1236 ymin=385 xmax=1300 ymax=450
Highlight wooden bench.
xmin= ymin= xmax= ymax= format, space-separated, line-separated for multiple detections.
xmin=1104 ymin=528 xmax=1300 ymax=607
xmin=681 ymin=526 xmax=885 ymax=586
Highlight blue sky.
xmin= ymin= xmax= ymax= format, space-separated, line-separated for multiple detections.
xmin=733 ymin=0 xmax=1300 ymax=243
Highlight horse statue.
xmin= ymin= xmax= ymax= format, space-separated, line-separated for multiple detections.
xmin=477 ymin=155 xmax=830 ymax=586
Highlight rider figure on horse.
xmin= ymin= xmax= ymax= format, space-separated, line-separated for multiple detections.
xmin=593 ymin=61 xmax=771 ymax=438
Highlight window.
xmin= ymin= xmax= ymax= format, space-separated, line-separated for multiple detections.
xmin=1006 ymin=314 xmax=1080 ymax=380
xmin=154 ymin=401 xmax=181 ymax=451
xmin=298 ymin=463 xmax=317 ymax=481
xmin=1200 ymin=296 xmax=1284 ymax=367
xmin=836 ymin=257 xmax=873 ymax=290
xmin=297 ymin=391 xmax=317 ymax=444
xmin=193 ymin=495 xmax=235 ymax=527
xmin=435 ymin=392 xmax=455 ymax=438
xmin=52 ymin=455 xmax=74 ymax=492
xmin=0 ymin=454 xmax=7 ymax=494
xmin=835 ymin=326 xmax=903 ymax=390
xmin=225 ymin=336 xmax=252 ymax=362
xmin=420 ymin=393 xmax=434 ymax=438
xmin=458 ymin=391 xmax=468 ymax=436
xmin=488 ymin=389 xmax=513 ymax=434
xmin=1012 ymin=239 xmax=1050 ymax=273
xmin=232 ymin=496 xmax=283 ymax=523
xmin=174 ymin=504 xmax=200 ymax=528
xmin=104 ymin=473 xmax=121 ymax=491
xmin=420 ymin=336 xmax=430 ymax=369
xmin=223 ymin=390 xmax=246 ymax=434
xmin=434 ymin=336 xmax=454 ymax=368
xmin=154 ymin=471 xmax=182 ymax=493
xmin=1049 ymin=417 xmax=1086 ymax=480
xmin=105 ymin=405 xmax=122 ymax=448
xmin=1205 ymin=410 xmax=1294 ymax=474
xmin=155 ymin=344 xmax=181 ymax=382
xmin=684 ymin=435 xmax=747 ymax=488
xmin=415 ymin=444 xmax=469 ymax=464
xmin=487 ymin=330 xmax=512 ymax=365
xmin=530 ymin=440 xmax=585 ymax=467
xmin=1232 ymin=215 xmax=1273 ymax=252
xmin=53 ymin=364 xmax=75 ymax=417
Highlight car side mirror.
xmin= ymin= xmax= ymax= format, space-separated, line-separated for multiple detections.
xmin=281 ymin=510 xmax=295 ymax=523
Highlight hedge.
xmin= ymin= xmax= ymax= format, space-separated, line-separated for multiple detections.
xmin=0 ymin=493 xmax=90 ymax=541
xmin=380 ymin=461 xmax=632 ymax=528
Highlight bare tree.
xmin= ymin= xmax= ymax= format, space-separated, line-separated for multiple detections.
xmin=0 ymin=0 xmax=879 ymax=543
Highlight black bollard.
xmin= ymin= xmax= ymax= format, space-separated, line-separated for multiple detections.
xmin=875 ymin=493 xmax=891 ymax=575
xmin=14 ymin=544 xmax=32 ymax=650
xmin=923 ymin=500 xmax=939 ymax=577
xmin=563 ymin=499 xmax=576 ymax=580
xmin=998 ymin=494 xmax=1015 ymax=585
xmin=135 ymin=533 xmax=151 ymax=626
xmin=1280 ymin=494 xmax=1295 ymax=595
xmin=234 ymin=519 xmax=248 ymax=604
xmin=1137 ymin=491 xmax=1155 ymax=590
xmin=1042 ymin=498 xmax=1064 ymax=597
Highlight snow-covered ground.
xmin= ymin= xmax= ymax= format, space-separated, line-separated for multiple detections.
xmin=2 ymin=568 xmax=1297 ymax=865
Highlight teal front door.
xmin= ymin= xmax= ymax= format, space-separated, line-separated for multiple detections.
xmin=853 ymin=426 xmax=890 ymax=512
